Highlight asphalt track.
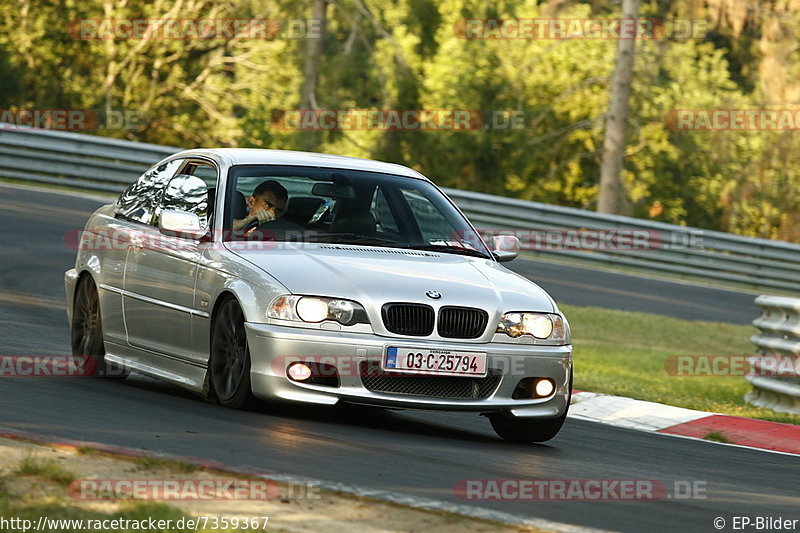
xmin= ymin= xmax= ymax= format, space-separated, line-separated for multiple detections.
xmin=0 ymin=184 xmax=796 ymax=532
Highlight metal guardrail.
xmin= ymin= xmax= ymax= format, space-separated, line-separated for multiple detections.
xmin=0 ymin=126 xmax=175 ymax=193
xmin=446 ymin=189 xmax=800 ymax=293
xmin=747 ymin=296 xmax=800 ymax=414
xmin=2 ymin=125 xmax=800 ymax=293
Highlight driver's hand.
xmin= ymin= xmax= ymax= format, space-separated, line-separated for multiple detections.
xmin=252 ymin=208 xmax=276 ymax=225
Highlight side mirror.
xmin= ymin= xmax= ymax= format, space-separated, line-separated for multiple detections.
xmin=489 ymin=235 xmax=520 ymax=263
xmin=158 ymin=174 xmax=209 ymax=239
xmin=159 ymin=210 xmax=208 ymax=240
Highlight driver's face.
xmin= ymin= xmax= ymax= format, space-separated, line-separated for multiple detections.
xmin=249 ymin=191 xmax=286 ymax=218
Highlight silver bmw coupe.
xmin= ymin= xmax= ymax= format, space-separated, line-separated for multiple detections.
xmin=65 ymin=149 xmax=572 ymax=442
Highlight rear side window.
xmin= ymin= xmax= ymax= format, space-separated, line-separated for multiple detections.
xmin=115 ymin=159 xmax=183 ymax=224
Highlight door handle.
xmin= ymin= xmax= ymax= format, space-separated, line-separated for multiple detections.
xmin=130 ymin=231 xmax=146 ymax=250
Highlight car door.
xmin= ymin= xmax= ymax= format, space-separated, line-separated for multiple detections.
xmin=122 ymin=159 xmax=217 ymax=364
xmin=99 ymin=158 xmax=184 ymax=347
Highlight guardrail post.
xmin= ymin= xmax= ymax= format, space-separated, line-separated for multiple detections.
xmin=745 ymin=295 xmax=800 ymax=414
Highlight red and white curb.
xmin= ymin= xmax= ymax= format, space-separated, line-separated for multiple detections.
xmin=569 ymin=391 xmax=800 ymax=455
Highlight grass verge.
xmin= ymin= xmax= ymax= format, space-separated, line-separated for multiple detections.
xmin=563 ymin=303 xmax=799 ymax=425
xmin=1 ymin=455 xmax=273 ymax=533
xmin=0 ymin=441 xmax=539 ymax=533
xmin=14 ymin=454 xmax=76 ymax=486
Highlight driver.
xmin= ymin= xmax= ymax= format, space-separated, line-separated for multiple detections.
xmin=233 ymin=180 xmax=288 ymax=231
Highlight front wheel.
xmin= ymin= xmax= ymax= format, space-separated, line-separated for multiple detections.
xmin=71 ymin=277 xmax=128 ymax=378
xmin=489 ymin=410 xmax=568 ymax=443
xmin=209 ymin=298 xmax=254 ymax=409
xmin=490 ymin=369 xmax=572 ymax=443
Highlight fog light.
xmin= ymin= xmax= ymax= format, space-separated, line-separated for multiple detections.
xmin=535 ymin=378 xmax=555 ymax=397
xmin=287 ymin=362 xmax=312 ymax=381
xmin=512 ymin=377 xmax=557 ymax=399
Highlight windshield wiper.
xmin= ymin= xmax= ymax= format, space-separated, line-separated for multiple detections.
xmin=308 ymin=233 xmax=402 ymax=247
xmin=403 ymin=244 xmax=490 ymax=259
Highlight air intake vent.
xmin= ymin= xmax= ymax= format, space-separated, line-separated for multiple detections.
xmin=360 ymin=361 xmax=502 ymax=400
xmin=437 ymin=306 xmax=489 ymax=339
xmin=381 ymin=303 xmax=435 ymax=336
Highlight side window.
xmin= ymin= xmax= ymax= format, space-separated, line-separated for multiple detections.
xmin=189 ymin=163 xmax=218 ymax=186
xmin=371 ymin=186 xmax=399 ymax=234
xmin=115 ymin=159 xmax=183 ymax=224
xmin=186 ymin=162 xmax=218 ymax=225
xmin=154 ymin=161 xmax=217 ymax=230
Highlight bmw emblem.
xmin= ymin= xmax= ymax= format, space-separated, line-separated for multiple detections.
xmin=425 ymin=290 xmax=442 ymax=300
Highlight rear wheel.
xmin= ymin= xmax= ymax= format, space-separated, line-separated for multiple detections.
xmin=209 ymin=298 xmax=254 ymax=409
xmin=71 ymin=277 xmax=128 ymax=378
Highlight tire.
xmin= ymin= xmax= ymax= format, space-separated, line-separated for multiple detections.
xmin=489 ymin=369 xmax=572 ymax=443
xmin=489 ymin=410 xmax=568 ymax=443
xmin=209 ymin=298 xmax=254 ymax=409
xmin=71 ymin=277 xmax=129 ymax=378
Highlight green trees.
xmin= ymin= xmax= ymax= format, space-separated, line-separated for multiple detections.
xmin=1 ymin=0 xmax=797 ymax=240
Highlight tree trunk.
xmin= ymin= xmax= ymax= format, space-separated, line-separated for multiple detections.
xmin=297 ymin=0 xmax=327 ymax=152
xmin=300 ymin=0 xmax=327 ymax=111
xmin=597 ymin=0 xmax=640 ymax=214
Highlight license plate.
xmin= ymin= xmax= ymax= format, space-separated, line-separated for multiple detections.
xmin=383 ymin=346 xmax=487 ymax=377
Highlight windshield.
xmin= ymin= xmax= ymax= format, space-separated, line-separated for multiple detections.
xmin=224 ymin=165 xmax=491 ymax=258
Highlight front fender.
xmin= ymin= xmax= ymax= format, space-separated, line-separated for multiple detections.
xmin=64 ymin=268 xmax=79 ymax=326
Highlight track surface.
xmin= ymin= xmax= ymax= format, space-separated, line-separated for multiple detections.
xmin=508 ymin=259 xmax=759 ymax=325
xmin=0 ymin=184 xmax=796 ymax=533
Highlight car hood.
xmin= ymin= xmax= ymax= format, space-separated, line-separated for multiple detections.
xmin=227 ymin=242 xmax=556 ymax=314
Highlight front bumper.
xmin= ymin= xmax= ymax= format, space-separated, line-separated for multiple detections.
xmin=246 ymin=323 xmax=572 ymax=418
xmin=64 ymin=268 xmax=79 ymax=326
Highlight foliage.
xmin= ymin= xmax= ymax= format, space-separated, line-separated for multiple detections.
xmin=1 ymin=0 xmax=797 ymax=240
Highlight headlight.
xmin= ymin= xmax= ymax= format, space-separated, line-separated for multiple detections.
xmin=268 ymin=295 xmax=368 ymax=326
xmin=296 ymin=298 xmax=329 ymax=322
xmin=496 ymin=312 xmax=567 ymax=342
